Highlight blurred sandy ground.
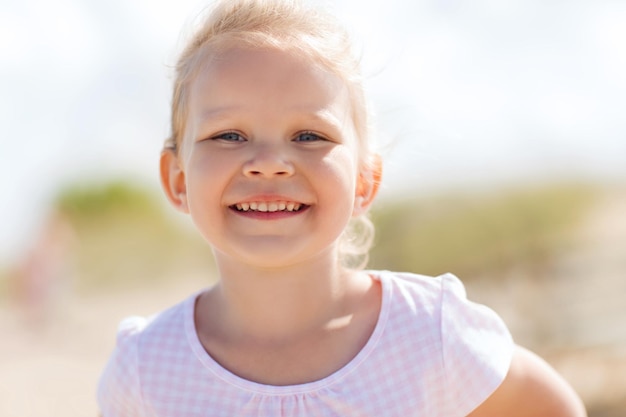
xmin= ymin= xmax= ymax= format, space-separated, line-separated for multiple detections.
xmin=0 ymin=189 xmax=625 ymax=416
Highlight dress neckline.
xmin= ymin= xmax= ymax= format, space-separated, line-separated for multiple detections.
xmin=183 ymin=270 xmax=392 ymax=395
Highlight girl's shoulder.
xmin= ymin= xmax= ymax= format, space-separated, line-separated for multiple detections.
xmin=375 ymin=270 xmax=512 ymax=345
xmin=97 ymin=293 xmax=199 ymax=417
xmin=378 ymin=269 xmax=467 ymax=291
xmin=370 ymin=270 xmax=515 ymax=416
xmin=113 ymin=292 xmax=194 ymax=346
xmin=373 ymin=270 xmax=476 ymax=311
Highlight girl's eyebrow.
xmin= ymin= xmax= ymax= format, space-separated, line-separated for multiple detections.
xmin=298 ymin=110 xmax=346 ymax=134
xmin=198 ymin=106 xmax=242 ymax=124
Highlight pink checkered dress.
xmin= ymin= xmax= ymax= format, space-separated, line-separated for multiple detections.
xmin=98 ymin=271 xmax=513 ymax=416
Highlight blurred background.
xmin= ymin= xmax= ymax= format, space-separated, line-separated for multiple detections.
xmin=1 ymin=0 xmax=625 ymax=415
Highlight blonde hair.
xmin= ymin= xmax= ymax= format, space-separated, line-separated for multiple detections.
xmin=166 ymin=0 xmax=378 ymax=268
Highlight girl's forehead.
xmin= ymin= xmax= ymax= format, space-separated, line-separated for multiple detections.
xmin=194 ymin=46 xmax=343 ymax=89
xmin=189 ymin=47 xmax=350 ymax=115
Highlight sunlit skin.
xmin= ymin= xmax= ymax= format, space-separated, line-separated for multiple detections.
xmin=160 ymin=46 xmax=586 ymax=415
xmin=178 ymin=47 xmax=363 ymax=269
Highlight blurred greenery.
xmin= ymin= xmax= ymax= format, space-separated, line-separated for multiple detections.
xmin=369 ymin=183 xmax=596 ymax=279
xmin=55 ymin=179 xmax=215 ymax=292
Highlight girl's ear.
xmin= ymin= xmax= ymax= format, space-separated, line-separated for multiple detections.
xmin=353 ymin=154 xmax=382 ymax=217
xmin=160 ymin=149 xmax=189 ymax=213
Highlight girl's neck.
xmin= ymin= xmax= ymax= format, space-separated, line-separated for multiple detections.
xmin=197 ymin=251 xmax=372 ymax=344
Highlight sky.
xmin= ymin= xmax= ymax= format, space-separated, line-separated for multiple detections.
xmin=1 ymin=0 xmax=626 ymax=265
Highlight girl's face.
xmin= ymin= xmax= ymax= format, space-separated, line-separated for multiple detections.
xmin=162 ymin=47 xmax=377 ymax=269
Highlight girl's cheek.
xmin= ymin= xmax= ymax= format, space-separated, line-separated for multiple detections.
xmin=323 ymin=147 xmax=360 ymax=178
xmin=189 ymin=146 xmax=227 ymax=172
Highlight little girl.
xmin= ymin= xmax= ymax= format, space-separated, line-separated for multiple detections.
xmin=98 ymin=0 xmax=586 ymax=415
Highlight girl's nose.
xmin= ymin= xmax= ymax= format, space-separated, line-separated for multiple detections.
xmin=243 ymin=145 xmax=295 ymax=178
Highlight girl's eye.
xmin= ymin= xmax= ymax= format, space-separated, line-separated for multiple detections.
xmin=295 ymin=132 xmax=325 ymax=142
xmin=213 ymin=132 xmax=245 ymax=142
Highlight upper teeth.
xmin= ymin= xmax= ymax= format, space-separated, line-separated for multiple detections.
xmin=235 ymin=201 xmax=302 ymax=212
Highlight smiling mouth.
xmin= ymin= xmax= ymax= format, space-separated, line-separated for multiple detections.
xmin=230 ymin=201 xmax=308 ymax=213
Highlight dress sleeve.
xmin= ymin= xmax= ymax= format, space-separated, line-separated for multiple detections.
xmin=439 ymin=273 xmax=514 ymax=416
xmin=97 ymin=316 xmax=146 ymax=417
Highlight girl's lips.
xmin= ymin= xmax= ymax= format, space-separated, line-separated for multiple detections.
xmin=231 ymin=201 xmax=305 ymax=213
xmin=229 ymin=203 xmax=310 ymax=219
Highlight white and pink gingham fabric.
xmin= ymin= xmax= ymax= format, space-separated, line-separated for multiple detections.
xmin=98 ymin=271 xmax=513 ymax=417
